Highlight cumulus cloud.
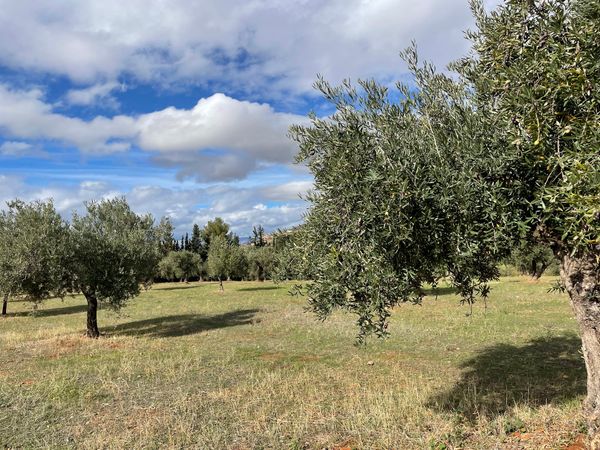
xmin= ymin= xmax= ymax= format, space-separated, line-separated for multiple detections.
xmin=65 ymin=81 xmax=124 ymax=108
xmin=0 ymin=85 xmax=135 ymax=153
xmin=0 ymin=86 xmax=305 ymax=180
xmin=0 ymin=0 xmax=500 ymax=95
xmin=0 ymin=176 xmax=308 ymax=236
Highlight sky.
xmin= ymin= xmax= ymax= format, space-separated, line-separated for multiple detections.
xmin=0 ymin=0 xmax=497 ymax=238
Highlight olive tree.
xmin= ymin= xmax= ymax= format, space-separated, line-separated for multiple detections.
xmin=0 ymin=200 xmax=71 ymax=315
xmin=158 ymin=250 xmax=201 ymax=282
xmin=291 ymin=0 xmax=600 ymax=443
xmin=245 ymin=246 xmax=275 ymax=281
xmin=207 ymin=235 xmax=244 ymax=290
xmin=70 ymin=198 xmax=161 ymax=337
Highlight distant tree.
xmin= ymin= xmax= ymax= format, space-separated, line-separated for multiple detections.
xmin=511 ymin=243 xmax=557 ymax=280
xmin=207 ymin=235 xmax=233 ymax=291
xmin=250 ymin=225 xmax=266 ymax=247
xmin=176 ymin=250 xmax=201 ymax=282
xmin=158 ymin=252 xmax=180 ymax=281
xmin=228 ymin=246 xmax=248 ymax=280
xmin=157 ymin=216 xmax=175 ymax=256
xmin=184 ymin=233 xmax=189 ymax=251
xmin=0 ymin=200 xmax=71 ymax=315
xmin=246 ymin=246 xmax=275 ymax=281
xmin=180 ymin=235 xmax=185 ymax=251
xmin=70 ymin=198 xmax=161 ymax=337
xmin=190 ymin=224 xmax=203 ymax=255
xmin=202 ymin=217 xmax=230 ymax=248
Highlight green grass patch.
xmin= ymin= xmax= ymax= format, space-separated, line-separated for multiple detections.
xmin=0 ymin=277 xmax=586 ymax=449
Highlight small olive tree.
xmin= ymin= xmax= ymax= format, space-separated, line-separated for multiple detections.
xmin=158 ymin=250 xmax=201 ymax=282
xmin=246 ymin=246 xmax=275 ymax=281
xmin=70 ymin=198 xmax=160 ymax=337
xmin=0 ymin=200 xmax=71 ymax=315
xmin=207 ymin=235 xmax=245 ymax=290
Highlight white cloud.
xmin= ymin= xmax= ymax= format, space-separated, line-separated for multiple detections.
xmin=0 ymin=0 xmax=498 ymax=95
xmin=65 ymin=81 xmax=124 ymax=107
xmin=0 ymin=141 xmax=48 ymax=157
xmin=0 ymin=86 xmax=306 ymax=181
xmin=0 ymin=176 xmax=308 ymax=236
xmin=0 ymin=85 xmax=135 ymax=153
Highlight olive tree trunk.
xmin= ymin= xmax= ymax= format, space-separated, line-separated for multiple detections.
xmin=560 ymin=251 xmax=600 ymax=449
xmin=1 ymin=293 xmax=8 ymax=315
xmin=219 ymin=277 xmax=224 ymax=292
xmin=83 ymin=291 xmax=100 ymax=338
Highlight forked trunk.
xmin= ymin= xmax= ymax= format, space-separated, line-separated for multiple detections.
xmin=84 ymin=292 xmax=100 ymax=338
xmin=560 ymin=251 xmax=600 ymax=449
xmin=219 ymin=277 xmax=224 ymax=292
xmin=1 ymin=293 xmax=7 ymax=316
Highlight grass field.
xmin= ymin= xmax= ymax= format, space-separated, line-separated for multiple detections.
xmin=0 ymin=277 xmax=586 ymax=449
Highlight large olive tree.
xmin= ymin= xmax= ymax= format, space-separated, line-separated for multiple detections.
xmin=70 ymin=198 xmax=161 ymax=337
xmin=292 ymin=0 xmax=600 ymax=444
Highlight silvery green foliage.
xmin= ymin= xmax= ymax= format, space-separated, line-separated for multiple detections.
xmin=207 ymin=234 xmax=232 ymax=281
xmin=0 ymin=200 xmax=71 ymax=305
xmin=159 ymin=250 xmax=201 ymax=281
xmin=292 ymin=49 xmax=524 ymax=341
xmin=70 ymin=198 xmax=161 ymax=310
xmin=458 ymin=0 xmax=600 ymax=252
xmin=292 ymin=0 xmax=599 ymax=342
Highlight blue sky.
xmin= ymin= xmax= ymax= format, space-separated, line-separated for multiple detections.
xmin=0 ymin=0 xmax=495 ymax=237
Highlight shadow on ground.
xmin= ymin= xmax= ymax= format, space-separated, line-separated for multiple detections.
xmin=237 ymin=286 xmax=281 ymax=292
xmin=429 ymin=335 xmax=586 ymax=421
xmin=153 ymin=284 xmax=202 ymax=292
xmin=423 ymin=286 xmax=458 ymax=297
xmin=105 ymin=309 xmax=260 ymax=338
xmin=7 ymin=304 xmax=87 ymax=318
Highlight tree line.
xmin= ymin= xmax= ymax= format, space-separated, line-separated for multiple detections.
xmin=0 ymin=198 xmax=303 ymax=336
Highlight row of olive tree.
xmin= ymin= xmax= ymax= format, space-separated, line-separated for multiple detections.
xmin=0 ymin=198 xmax=162 ymax=338
xmin=290 ymin=0 xmax=600 ymax=444
xmin=157 ymin=239 xmax=279 ymax=289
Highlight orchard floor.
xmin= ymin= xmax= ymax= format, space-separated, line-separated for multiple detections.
xmin=0 ymin=277 xmax=586 ymax=449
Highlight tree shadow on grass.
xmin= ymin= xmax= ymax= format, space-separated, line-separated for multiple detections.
xmin=104 ymin=309 xmax=261 ymax=338
xmin=152 ymin=284 xmax=202 ymax=292
xmin=237 ymin=286 xmax=281 ymax=292
xmin=7 ymin=304 xmax=87 ymax=318
xmin=428 ymin=335 xmax=586 ymax=421
xmin=423 ymin=286 xmax=458 ymax=297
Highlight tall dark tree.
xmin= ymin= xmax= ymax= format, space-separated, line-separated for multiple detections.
xmin=202 ymin=217 xmax=231 ymax=249
xmin=70 ymin=198 xmax=161 ymax=337
xmin=291 ymin=0 xmax=600 ymax=444
xmin=157 ymin=216 xmax=175 ymax=256
xmin=190 ymin=223 xmax=203 ymax=255
xmin=250 ymin=225 xmax=266 ymax=247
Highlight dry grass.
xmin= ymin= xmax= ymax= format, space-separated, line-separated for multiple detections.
xmin=0 ymin=277 xmax=586 ymax=449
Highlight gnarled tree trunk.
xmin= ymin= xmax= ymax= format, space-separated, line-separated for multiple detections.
xmin=83 ymin=291 xmax=100 ymax=338
xmin=1 ymin=293 xmax=8 ymax=316
xmin=560 ymin=251 xmax=600 ymax=449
